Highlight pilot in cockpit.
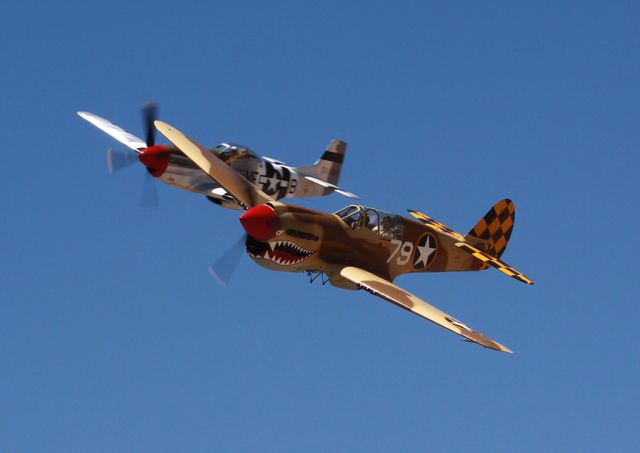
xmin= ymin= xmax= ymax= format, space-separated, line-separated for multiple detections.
xmin=374 ymin=216 xmax=393 ymax=236
xmin=344 ymin=210 xmax=363 ymax=229
xmin=216 ymin=144 xmax=253 ymax=165
xmin=336 ymin=206 xmax=364 ymax=230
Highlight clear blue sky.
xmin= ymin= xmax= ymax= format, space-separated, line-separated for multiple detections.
xmin=2 ymin=1 xmax=639 ymax=451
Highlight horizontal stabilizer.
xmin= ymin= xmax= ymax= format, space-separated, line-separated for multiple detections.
xmin=455 ymin=242 xmax=533 ymax=285
xmin=407 ymin=209 xmax=465 ymax=241
xmin=304 ymin=176 xmax=360 ymax=199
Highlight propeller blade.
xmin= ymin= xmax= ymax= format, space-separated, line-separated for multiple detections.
xmin=106 ymin=148 xmax=138 ymax=174
xmin=140 ymin=171 xmax=159 ymax=210
xmin=154 ymin=121 xmax=274 ymax=208
xmin=208 ymin=235 xmax=247 ymax=286
xmin=141 ymin=102 xmax=158 ymax=147
xmin=78 ymin=111 xmax=146 ymax=152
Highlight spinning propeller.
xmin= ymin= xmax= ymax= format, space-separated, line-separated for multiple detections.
xmin=78 ymin=103 xmax=171 ymax=209
xmin=208 ymin=205 xmax=281 ymax=285
xmin=208 ymin=235 xmax=247 ymax=286
xmin=136 ymin=103 xmax=169 ymax=210
xmin=155 ymin=120 xmax=276 ymax=285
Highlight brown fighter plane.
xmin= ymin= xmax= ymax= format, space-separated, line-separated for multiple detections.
xmin=155 ymin=121 xmax=533 ymax=353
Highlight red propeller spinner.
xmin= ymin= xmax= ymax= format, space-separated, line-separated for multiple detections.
xmin=240 ymin=205 xmax=278 ymax=241
xmin=138 ymin=145 xmax=170 ymax=177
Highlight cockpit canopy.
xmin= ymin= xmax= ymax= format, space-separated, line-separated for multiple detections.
xmin=334 ymin=205 xmax=404 ymax=239
xmin=214 ymin=143 xmax=259 ymax=164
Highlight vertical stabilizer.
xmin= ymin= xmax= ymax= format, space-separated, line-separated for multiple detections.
xmin=298 ymin=139 xmax=347 ymax=185
xmin=465 ymin=199 xmax=515 ymax=258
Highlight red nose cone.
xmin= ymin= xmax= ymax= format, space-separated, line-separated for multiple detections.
xmin=240 ymin=205 xmax=278 ymax=241
xmin=138 ymin=145 xmax=170 ymax=177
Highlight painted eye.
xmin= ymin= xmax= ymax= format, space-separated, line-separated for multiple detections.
xmin=276 ymin=230 xmax=284 ymax=236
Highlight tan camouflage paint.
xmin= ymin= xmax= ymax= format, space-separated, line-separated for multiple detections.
xmin=239 ymin=201 xmax=519 ymax=352
xmin=156 ymin=121 xmax=532 ymax=353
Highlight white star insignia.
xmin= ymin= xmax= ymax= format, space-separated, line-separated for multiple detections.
xmin=414 ymin=236 xmax=436 ymax=267
xmin=265 ymin=176 xmax=279 ymax=193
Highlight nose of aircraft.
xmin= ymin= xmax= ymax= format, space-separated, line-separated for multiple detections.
xmin=138 ymin=145 xmax=170 ymax=177
xmin=240 ymin=205 xmax=278 ymax=241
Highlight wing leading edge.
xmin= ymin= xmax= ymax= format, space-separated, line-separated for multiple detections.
xmin=154 ymin=120 xmax=274 ymax=208
xmin=77 ymin=111 xmax=147 ymax=152
xmin=338 ymin=266 xmax=512 ymax=353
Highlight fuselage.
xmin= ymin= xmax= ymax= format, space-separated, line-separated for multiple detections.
xmin=241 ymin=202 xmax=483 ymax=287
xmin=78 ymin=111 xmax=351 ymax=209
xmin=153 ymin=143 xmax=329 ymax=209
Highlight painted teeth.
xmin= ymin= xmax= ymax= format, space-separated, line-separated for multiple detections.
xmin=248 ymin=239 xmax=315 ymax=266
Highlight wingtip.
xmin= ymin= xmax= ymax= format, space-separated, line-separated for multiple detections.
xmin=488 ymin=340 xmax=513 ymax=354
xmin=482 ymin=338 xmax=514 ymax=353
xmin=154 ymin=119 xmax=169 ymax=129
xmin=154 ymin=120 xmax=176 ymax=138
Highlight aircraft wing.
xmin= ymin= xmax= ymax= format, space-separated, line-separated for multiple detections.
xmin=455 ymin=242 xmax=534 ymax=285
xmin=154 ymin=121 xmax=274 ymax=208
xmin=77 ymin=111 xmax=147 ymax=152
xmin=338 ymin=266 xmax=512 ymax=353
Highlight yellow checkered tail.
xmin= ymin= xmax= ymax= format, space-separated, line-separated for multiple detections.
xmin=465 ymin=199 xmax=515 ymax=258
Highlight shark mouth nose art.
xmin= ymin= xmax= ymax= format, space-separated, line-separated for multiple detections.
xmin=246 ymin=237 xmax=315 ymax=266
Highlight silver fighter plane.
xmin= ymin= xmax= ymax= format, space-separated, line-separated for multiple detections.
xmin=78 ymin=104 xmax=357 ymax=209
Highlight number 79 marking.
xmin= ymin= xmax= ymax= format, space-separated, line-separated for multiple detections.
xmin=387 ymin=239 xmax=414 ymax=265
